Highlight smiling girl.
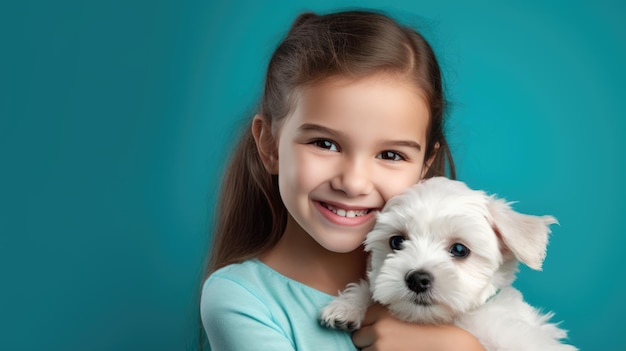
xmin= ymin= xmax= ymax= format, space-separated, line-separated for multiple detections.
xmin=201 ymin=10 xmax=485 ymax=351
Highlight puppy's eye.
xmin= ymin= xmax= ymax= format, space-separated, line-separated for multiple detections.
xmin=450 ymin=243 xmax=470 ymax=258
xmin=389 ymin=235 xmax=405 ymax=250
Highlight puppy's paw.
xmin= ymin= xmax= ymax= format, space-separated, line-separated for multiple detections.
xmin=320 ymin=300 xmax=364 ymax=331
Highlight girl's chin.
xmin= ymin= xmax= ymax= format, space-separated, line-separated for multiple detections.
xmin=314 ymin=235 xmax=368 ymax=254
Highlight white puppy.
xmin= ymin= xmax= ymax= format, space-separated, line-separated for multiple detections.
xmin=320 ymin=177 xmax=576 ymax=351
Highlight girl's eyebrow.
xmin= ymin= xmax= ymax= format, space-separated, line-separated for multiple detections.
xmin=380 ymin=139 xmax=422 ymax=152
xmin=297 ymin=123 xmax=344 ymax=138
xmin=299 ymin=123 xmax=422 ymax=152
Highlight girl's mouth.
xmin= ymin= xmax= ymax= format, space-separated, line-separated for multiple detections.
xmin=319 ymin=202 xmax=372 ymax=218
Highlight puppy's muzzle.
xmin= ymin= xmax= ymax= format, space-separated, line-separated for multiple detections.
xmin=405 ymin=270 xmax=433 ymax=293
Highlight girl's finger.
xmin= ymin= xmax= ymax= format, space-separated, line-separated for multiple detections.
xmin=352 ymin=325 xmax=375 ymax=349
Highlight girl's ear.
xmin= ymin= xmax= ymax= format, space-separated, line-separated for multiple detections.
xmin=421 ymin=142 xmax=440 ymax=178
xmin=252 ymin=114 xmax=279 ymax=174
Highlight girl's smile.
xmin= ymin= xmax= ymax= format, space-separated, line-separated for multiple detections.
xmin=314 ymin=200 xmax=379 ymax=226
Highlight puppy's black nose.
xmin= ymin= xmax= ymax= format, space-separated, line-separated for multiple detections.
xmin=405 ymin=270 xmax=433 ymax=293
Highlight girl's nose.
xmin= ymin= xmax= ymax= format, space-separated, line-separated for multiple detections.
xmin=330 ymin=158 xmax=373 ymax=197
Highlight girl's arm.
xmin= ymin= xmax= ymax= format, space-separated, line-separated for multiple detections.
xmin=352 ymin=304 xmax=486 ymax=351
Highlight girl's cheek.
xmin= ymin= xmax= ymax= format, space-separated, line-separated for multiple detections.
xmin=291 ymin=151 xmax=329 ymax=186
xmin=381 ymin=168 xmax=424 ymax=200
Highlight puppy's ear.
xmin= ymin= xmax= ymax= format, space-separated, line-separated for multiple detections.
xmin=487 ymin=196 xmax=558 ymax=271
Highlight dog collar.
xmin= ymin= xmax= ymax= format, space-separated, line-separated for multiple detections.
xmin=485 ymin=288 xmax=502 ymax=303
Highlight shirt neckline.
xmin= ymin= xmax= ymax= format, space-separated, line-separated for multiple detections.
xmin=251 ymin=259 xmax=338 ymax=298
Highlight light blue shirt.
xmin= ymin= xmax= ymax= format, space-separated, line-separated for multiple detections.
xmin=201 ymin=259 xmax=357 ymax=351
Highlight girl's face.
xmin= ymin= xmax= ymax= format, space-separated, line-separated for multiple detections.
xmin=273 ymin=74 xmax=432 ymax=254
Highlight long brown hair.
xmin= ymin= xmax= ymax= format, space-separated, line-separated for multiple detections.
xmin=206 ymin=10 xmax=456 ymax=276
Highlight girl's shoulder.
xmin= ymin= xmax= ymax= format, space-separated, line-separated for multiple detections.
xmin=203 ymin=259 xmax=331 ymax=301
xmin=201 ymin=259 xmax=337 ymax=323
xmin=207 ymin=259 xmax=276 ymax=283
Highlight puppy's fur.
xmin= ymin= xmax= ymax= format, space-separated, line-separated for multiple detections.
xmin=320 ymin=177 xmax=576 ymax=350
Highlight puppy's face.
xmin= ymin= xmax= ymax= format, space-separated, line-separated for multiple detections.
xmin=365 ymin=177 xmax=552 ymax=324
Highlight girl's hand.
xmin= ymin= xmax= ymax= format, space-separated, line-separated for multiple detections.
xmin=352 ymin=303 xmax=486 ymax=351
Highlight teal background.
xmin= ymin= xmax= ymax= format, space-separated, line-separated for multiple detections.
xmin=2 ymin=0 xmax=624 ymax=350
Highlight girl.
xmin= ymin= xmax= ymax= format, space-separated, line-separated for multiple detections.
xmin=201 ymin=10 xmax=485 ymax=351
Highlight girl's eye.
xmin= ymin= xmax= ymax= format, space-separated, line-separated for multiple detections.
xmin=312 ymin=139 xmax=339 ymax=152
xmin=450 ymin=243 xmax=470 ymax=258
xmin=377 ymin=151 xmax=405 ymax=161
xmin=389 ymin=235 xmax=405 ymax=250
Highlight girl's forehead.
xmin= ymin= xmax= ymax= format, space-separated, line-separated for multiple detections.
xmin=303 ymin=75 xmax=426 ymax=108
xmin=303 ymin=73 xmax=426 ymax=100
xmin=288 ymin=75 xmax=431 ymax=137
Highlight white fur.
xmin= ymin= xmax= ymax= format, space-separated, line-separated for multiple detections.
xmin=320 ymin=177 xmax=577 ymax=351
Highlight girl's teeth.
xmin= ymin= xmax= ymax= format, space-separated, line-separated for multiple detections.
xmin=323 ymin=203 xmax=367 ymax=217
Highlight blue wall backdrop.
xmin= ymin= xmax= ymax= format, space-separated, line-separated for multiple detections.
xmin=2 ymin=0 xmax=624 ymax=350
